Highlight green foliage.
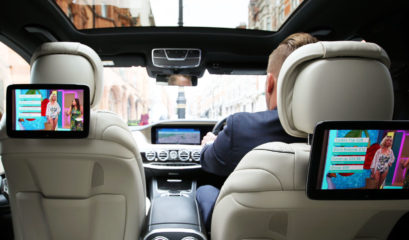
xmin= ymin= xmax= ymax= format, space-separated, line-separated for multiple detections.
xmin=127 ymin=120 xmax=140 ymax=126
xmin=345 ymin=130 xmax=371 ymax=146
xmin=25 ymin=89 xmax=43 ymax=100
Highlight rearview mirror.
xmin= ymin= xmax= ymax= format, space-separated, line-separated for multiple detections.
xmin=156 ymin=74 xmax=197 ymax=86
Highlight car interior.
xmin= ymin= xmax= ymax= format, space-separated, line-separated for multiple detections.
xmin=1 ymin=0 xmax=409 ymax=240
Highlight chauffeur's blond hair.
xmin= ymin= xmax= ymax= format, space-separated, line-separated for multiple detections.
xmin=267 ymin=32 xmax=318 ymax=79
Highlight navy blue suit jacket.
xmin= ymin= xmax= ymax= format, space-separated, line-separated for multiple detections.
xmin=200 ymin=110 xmax=306 ymax=176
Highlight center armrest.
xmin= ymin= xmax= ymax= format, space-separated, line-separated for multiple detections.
xmin=150 ymin=195 xmax=199 ymax=225
xmin=143 ymin=178 xmax=207 ymax=240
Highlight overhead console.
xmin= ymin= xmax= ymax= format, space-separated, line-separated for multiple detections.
xmin=152 ymin=48 xmax=201 ymax=69
xmin=148 ymin=48 xmax=205 ymax=82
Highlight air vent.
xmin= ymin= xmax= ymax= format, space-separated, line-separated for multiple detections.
xmin=158 ymin=150 xmax=169 ymax=161
xmin=152 ymin=48 xmax=201 ymax=68
xmin=153 ymin=236 xmax=169 ymax=240
xmin=191 ymin=150 xmax=201 ymax=162
xmin=145 ymin=151 xmax=156 ymax=161
xmin=178 ymin=150 xmax=190 ymax=161
xmin=181 ymin=237 xmax=198 ymax=240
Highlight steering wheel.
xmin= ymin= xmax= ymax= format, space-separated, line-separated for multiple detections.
xmin=212 ymin=116 xmax=228 ymax=135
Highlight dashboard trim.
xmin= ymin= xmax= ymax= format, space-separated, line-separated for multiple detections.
xmin=143 ymin=163 xmax=202 ymax=170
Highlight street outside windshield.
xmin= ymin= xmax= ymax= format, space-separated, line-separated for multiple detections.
xmin=101 ymin=67 xmax=267 ymax=126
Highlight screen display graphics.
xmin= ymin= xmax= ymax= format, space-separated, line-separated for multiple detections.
xmin=307 ymin=121 xmax=409 ymax=199
xmin=7 ymin=84 xmax=89 ymax=138
xmin=320 ymin=129 xmax=408 ymax=190
xmin=156 ymin=128 xmax=201 ymax=145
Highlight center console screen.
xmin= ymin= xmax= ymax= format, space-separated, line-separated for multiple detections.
xmin=156 ymin=128 xmax=201 ymax=145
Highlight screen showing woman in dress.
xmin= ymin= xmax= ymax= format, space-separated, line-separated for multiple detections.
xmin=11 ymin=88 xmax=85 ymax=131
xmin=320 ymin=129 xmax=409 ymax=190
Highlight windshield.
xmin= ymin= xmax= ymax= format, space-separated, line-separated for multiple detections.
xmin=98 ymin=67 xmax=266 ymax=125
xmin=54 ymin=0 xmax=304 ymax=31
xmin=0 ymin=42 xmax=267 ymax=126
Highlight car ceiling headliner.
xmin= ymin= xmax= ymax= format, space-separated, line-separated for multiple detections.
xmin=1 ymin=0 xmax=408 ymax=76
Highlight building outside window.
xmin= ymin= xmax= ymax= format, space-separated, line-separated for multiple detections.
xmin=127 ymin=97 xmax=132 ymax=121
xmin=279 ymin=3 xmax=285 ymax=23
xmin=108 ymin=88 xmax=118 ymax=113
xmin=291 ymin=0 xmax=299 ymax=10
xmin=266 ymin=16 xmax=272 ymax=31
xmin=101 ymin=4 xmax=107 ymax=18
xmin=67 ymin=6 xmax=74 ymax=21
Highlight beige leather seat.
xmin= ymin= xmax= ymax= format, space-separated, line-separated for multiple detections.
xmin=211 ymin=41 xmax=409 ymax=240
xmin=0 ymin=78 xmax=3 ymax=175
xmin=0 ymin=78 xmax=4 ymax=120
xmin=0 ymin=42 xmax=146 ymax=240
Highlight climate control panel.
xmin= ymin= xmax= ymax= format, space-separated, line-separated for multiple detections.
xmin=143 ymin=149 xmax=201 ymax=162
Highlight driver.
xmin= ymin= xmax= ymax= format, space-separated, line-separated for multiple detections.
xmin=196 ymin=32 xmax=318 ymax=230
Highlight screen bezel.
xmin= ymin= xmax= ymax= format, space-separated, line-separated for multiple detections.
xmin=307 ymin=121 xmax=409 ymax=200
xmin=6 ymin=84 xmax=90 ymax=138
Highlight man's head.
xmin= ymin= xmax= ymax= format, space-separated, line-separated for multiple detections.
xmin=265 ymin=32 xmax=318 ymax=110
xmin=168 ymin=74 xmax=192 ymax=86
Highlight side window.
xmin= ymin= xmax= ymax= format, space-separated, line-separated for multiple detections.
xmin=0 ymin=41 xmax=30 ymax=119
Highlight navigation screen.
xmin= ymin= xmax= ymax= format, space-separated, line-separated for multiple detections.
xmin=156 ymin=128 xmax=201 ymax=145
xmin=318 ymin=129 xmax=409 ymax=190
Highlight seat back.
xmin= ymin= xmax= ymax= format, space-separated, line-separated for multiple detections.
xmin=0 ymin=42 xmax=146 ymax=240
xmin=211 ymin=41 xmax=409 ymax=240
xmin=0 ymin=77 xmax=3 ymax=120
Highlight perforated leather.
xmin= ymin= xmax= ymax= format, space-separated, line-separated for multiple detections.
xmin=0 ymin=42 xmax=146 ymax=240
xmin=211 ymin=42 xmax=409 ymax=240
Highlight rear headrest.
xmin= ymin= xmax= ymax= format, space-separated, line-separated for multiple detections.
xmin=277 ymin=41 xmax=394 ymax=138
xmin=30 ymin=42 xmax=103 ymax=108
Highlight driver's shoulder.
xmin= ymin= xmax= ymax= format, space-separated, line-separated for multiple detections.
xmin=231 ymin=110 xmax=278 ymax=123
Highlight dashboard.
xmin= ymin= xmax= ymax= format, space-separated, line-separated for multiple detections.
xmin=131 ymin=120 xmax=216 ymax=172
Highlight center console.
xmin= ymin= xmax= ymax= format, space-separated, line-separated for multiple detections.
xmin=143 ymin=178 xmax=207 ymax=240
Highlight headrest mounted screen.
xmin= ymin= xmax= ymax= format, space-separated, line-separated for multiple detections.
xmin=7 ymin=84 xmax=90 ymax=138
xmin=307 ymin=121 xmax=409 ymax=200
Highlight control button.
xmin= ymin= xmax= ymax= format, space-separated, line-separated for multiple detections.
xmin=166 ymin=49 xmax=188 ymax=59
xmin=181 ymin=237 xmax=198 ymax=240
xmin=152 ymin=236 xmax=169 ymax=240
xmin=152 ymin=49 xmax=166 ymax=58
xmin=169 ymin=150 xmax=178 ymax=160
xmin=191 ymin=150 xmax=201 ymax=162
xmin=178 ymin=149 xmax=190 ymax=161
xmin=157 ymin=150 xmax=169 ymax=161
xmin=145 ymin=151 xmax=156 ymax=161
